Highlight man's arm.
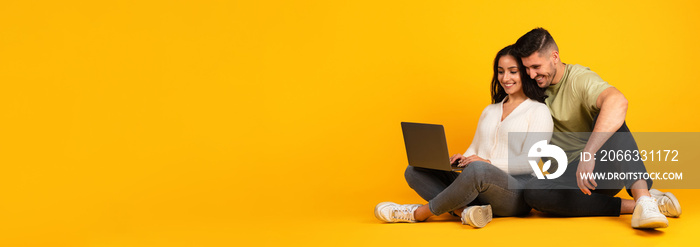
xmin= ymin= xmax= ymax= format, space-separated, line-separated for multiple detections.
xmin=585 ymin=87 xmax=628 ymax=153
xmin=577 ymin=87 xmax=628 ymax=194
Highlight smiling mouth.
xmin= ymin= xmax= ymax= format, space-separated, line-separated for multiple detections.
xmin=535 ymin=76 xmax=545 ymax=83
xmin=503 ymin=83 xmax=515 ymax=88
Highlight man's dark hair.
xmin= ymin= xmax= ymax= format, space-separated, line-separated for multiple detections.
xmin=514 ymin=27 xmax=558 ymax=58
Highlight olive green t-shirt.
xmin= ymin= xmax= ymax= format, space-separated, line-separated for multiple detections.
xmin=546 ymin=64 xmax=612 ymax=163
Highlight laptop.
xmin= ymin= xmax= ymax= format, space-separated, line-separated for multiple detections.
xmin=401 ymin=122 xmax=464 ymax=171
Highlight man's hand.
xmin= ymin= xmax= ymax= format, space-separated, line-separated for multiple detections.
xmin=576 ymin=159 xmax=598 ymax=195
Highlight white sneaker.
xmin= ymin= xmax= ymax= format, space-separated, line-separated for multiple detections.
xmin=631 ymin=196 xmax=668 ymax=229
xmin=461 ymin=205 xmax=492 ymax=228
xmin=374 ymin=202 xmax=422 ymax=223
xmin=649 ymin=189 xmax=681 ymax=217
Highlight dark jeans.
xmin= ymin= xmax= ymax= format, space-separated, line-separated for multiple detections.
xmin=405 ymin=161 xmax=533 ymax=217
xmin=523 ymin=121 xmax=653 ymax=216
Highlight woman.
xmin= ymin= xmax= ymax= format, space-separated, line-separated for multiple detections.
xmin=375 ymin=45 xmax=553 ymax=228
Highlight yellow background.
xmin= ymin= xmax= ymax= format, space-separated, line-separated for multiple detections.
xmin=1 ymin=0 xmax=699 ymax=246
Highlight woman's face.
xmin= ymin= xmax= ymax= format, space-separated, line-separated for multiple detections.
xmin=497 ymin=55 xmax=523 ymax=96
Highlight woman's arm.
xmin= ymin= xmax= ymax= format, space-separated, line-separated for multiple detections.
xmin=463 ymin=106 xmax=489 ymax=157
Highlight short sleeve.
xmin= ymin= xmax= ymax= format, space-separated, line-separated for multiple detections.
xmin=572 ymin=72 xmax=612 ymax=112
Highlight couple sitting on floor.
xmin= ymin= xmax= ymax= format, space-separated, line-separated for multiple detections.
xmin=374 ymin=28 xmax=681 ymax=229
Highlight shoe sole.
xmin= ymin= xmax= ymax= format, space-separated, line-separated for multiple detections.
xmin=632 ymin=217 xmax=669 ymax=229
xmin=650 ymin=189 xmax=682 ymax=217
xmin=463 ymin=205 xmax=492 ymax=228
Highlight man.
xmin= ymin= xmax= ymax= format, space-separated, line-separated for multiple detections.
xmin=514 ymin=28 xmax=681 ymax=229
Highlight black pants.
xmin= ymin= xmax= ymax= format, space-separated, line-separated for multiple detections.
xmin=523 ymin=121 xmax=653 ymax=216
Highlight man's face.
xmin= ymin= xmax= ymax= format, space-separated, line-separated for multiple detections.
xmin=521 ymin=51 xmax=557 ymax=88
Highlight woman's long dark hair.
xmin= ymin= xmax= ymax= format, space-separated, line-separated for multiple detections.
xmin=490 ymin=45 xmax=546 ymax=104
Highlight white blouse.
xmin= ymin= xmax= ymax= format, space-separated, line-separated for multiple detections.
xmin=463 ymin=97 xmax=553 ymax=175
